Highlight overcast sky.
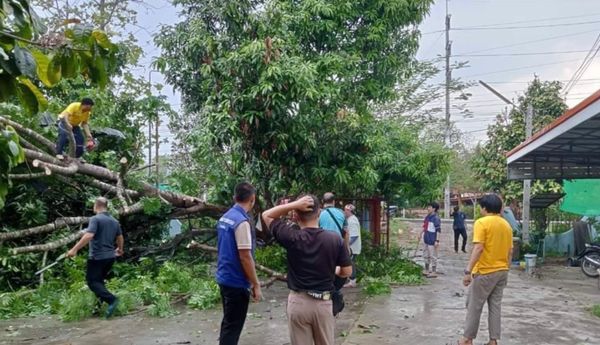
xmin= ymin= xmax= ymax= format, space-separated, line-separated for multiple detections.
xmin=130 ymin=0 xmax=600 ymax=154
xmin=418 ymin=0 xmax=600 ymax=143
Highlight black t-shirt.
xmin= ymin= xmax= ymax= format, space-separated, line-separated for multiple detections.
xmin=270 ymin=219 xmax=352 ymax=292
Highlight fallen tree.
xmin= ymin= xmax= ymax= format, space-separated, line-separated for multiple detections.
xmin=1 ymin=115 xmax=226 ymax=257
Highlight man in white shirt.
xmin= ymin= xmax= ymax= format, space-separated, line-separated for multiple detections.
xmin=343 ymin=204 xmax=361 ymax=288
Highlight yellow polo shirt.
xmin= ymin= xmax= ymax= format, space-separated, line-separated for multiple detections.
xmin=472 ymin=215 xmax=513 ymax=275
xmin=59 ymin=102 xmax=91 ymax=126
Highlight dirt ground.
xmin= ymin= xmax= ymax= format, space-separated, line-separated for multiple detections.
xmin=342 ymin=220 xmax=600 ymax=345
xmin=0 ymin=276 xmax=366 ymax=345
xmin=2 ymin=220 xmax=599 ymax=345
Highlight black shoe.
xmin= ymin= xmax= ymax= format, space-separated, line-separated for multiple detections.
xmin=105 ymin=298 xmax=119 ymax=318
xmin=462 ymin=249 xmax=467 ymax=253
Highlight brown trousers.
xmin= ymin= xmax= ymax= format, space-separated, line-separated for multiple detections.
xmin=287 ymin=291 xmax=335 ymax=345
xmin=464 ymin=270 xmax=509 ymax=341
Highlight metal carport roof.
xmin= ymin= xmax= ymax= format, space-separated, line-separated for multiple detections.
xmin=506 ymin=89 xmax=600 ymax=180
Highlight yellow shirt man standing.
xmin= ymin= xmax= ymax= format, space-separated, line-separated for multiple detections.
xmin=56 ymin=98 xmax=95 ymax=159
xmin=459 ymin=194 xmax=513 ymax=345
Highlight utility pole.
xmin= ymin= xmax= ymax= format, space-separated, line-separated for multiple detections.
xmin=522 ymin=103 xmax=534 ymax=244
xmin=148 ymin=70 xmax=160 ymax=182
xmin=443 ymin=0 xmax=452 ymax=219
xmin=478 ymin=80 xmax=533 ymax=242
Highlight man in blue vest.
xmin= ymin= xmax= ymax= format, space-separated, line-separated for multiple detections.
xmin=215 ymin=182 xmax=261 ymax=345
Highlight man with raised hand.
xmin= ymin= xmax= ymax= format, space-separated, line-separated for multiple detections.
xmin=215 ymin=182 xmax=261 ymax=345
xmin=263 ymin=195 xmax=352 ymax=345
xmin=460 ymin=194 xmax=513 ymax=345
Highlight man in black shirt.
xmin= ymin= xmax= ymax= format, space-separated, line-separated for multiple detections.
xmin=263 ymin=195 xmax=352 ymax=345
xmin=67 ymin=197 xmax=124 ymax=318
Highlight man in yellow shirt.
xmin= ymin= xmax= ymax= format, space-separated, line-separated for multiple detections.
xmin=459 ymin=194 xmax=513 ymax=345
xmin=56 ymin=98 xmax=95 ymax=159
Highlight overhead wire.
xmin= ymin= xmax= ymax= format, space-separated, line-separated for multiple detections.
xmin=454 ymin=50 xmax=590 ymax=57
xmin=453 ymin=19 xmax=600 ymax=31
xmin=455 ymin=12 xmax=600 ymax=29
xmin=461 ymin=58 xmax=584 ymax=78
xmin=563 ymin=33 xmax=600 ymax=95
xmin=460 ymin=29 xmax=599 ymax=55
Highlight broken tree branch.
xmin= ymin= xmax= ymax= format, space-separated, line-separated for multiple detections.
xmin=11 ymin=231 xmax=84 ymax=254
xmin=116 ymin=157 xmax=129 ymax=206
xmin=32 ymin=159 xmax=79 ymax=175
xmin=187 ymin=243 xmax=287 ymax=282
xmin=8 ymin=172 xmax=47 ymax=180
xmin=0 ymin=115 xmax=56 ymax=153
xmin=9 ymin=202 xmax=144 ymax=254
xmin=0 ymin=217 xmax=90 ymax=241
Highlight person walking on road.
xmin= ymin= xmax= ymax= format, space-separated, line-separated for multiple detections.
xmin=66 ymin=197 xmax=123 ymax=318
xmin=262 ymin=195 xmax=353 ymax=345
xmin=319 ymin=192 xmax=349 ymax=252
xmin=215 ymin=182 xmax=261 ymax=345
xmin=56 ymin=98 xmax=96 ymax=159
xmin=343 ymin=203 xmax=361 ymax=288
xmin=460 ymin=194 xmax=513 ymax=345
xmin=421 ymin=202 xmax=441 ymax=278
xmin=451 ymin=205 xmax=468 ymax=253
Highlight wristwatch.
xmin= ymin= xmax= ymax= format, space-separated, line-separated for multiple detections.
xmin=463 ymin=269 xmax=471 ymax=275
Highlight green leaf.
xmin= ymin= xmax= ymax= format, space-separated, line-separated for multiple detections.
xmin=13 ymin=45 xmax=36 ymax=79
xmin=30 ymin=49 xmax=53 ymax=86
xmin=59 ymin=50 xmax=78 ymax=78
xmin=7 ymin=140 xmax=19 ymax=156
xmin=91 ymin=30 xmax=113 ymax=50
xmin=47 ymin=55 xmax=62 ymax=85
xmin=0 ymin=73 xmax=16 ymax=101
xmin=16 ymin=76 xmax=47 ymax=114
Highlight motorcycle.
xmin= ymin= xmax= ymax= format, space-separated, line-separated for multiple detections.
xmin=578 ymin=243 xmax=600 ymax=278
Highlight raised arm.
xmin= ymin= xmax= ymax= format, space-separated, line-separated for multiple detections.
xmin=262 ymin=196 xmax=314 ymax=229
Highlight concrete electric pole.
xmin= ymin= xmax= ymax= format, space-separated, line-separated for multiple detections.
xmin=478 ymin=80 xmax=533 ymax=244
xmin=522 ymin=103 xmax=534 ymax=244
xmin=443 ymin=0 xmax=452 ymax=219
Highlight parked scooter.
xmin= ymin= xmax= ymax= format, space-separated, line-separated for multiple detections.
xmin=578 ymin=243 xmax=600 ymax=278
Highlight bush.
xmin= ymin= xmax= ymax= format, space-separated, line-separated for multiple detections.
xmin=362 ymin=277 xmax=392 ymax=296
xmin=255 ymin=244 xmax=287 ymax=273
xmin=356 ymin=245 xmax=423 ymax=296
xmin=188 ymin=280 xmax=220 ymax=310
xmin=0 ymin=260 xmax=220 ymax=321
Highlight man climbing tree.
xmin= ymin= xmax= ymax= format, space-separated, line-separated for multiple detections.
xmin=56 ymin=98 xmax=96 ymax=159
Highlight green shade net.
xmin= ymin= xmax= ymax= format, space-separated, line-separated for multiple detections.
xmin=560 ymin=179 xmax=600 ymax=216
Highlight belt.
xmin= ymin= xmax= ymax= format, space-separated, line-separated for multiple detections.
xmin=294 ymin=290 xmax=331 ymax=301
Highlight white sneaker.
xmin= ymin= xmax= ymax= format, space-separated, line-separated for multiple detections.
xmin=55 ymin=154 xmax=65 ymax=160
xmin=343 ymin=279 xmax=357 ymax=288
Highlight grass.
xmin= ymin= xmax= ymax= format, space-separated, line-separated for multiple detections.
xmin=591 ymin=305 xmax=600 ymax=318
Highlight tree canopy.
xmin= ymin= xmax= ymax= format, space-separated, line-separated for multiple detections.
xmin=471 ymin=77 xmax=566 ymax=203
xmin=155 ymin=0 xmax=443 ymax=205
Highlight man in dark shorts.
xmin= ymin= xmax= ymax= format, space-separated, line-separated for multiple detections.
xmin=67 ymin=197 xmax=123 ymax=318
xmin=262 ymin=195 xmax=352 ymax=345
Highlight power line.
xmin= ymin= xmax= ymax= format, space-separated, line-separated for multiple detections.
xmin=461 ymin=29 xmax=599 ymax=55
xmin=453 ymin=19 xmax=600 ymax=31
xmin=456 ymin=12 xmax=600 ymax=29
xmin=484 ymin=78 xmax=600 ymax=84
xmin=563 ymin=34 xmax=600 ymax=95
xmin=462 ymin=58 xmax=583 ymax=78
xmin=455 ymin=50 xmax=590 ymax=57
